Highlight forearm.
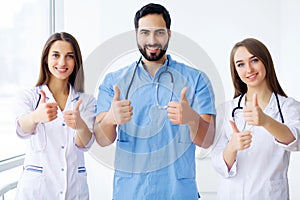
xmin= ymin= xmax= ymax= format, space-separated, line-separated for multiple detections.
xmin=223 ymin=141 xmax=237 ymax=171
xmin=263 ymin=115 xmax=295 ymax=145
xmin=18 ymin=112 xmax=39 ymax=134
xmin=94 ymin=112 xmax=117 ymax=147
xmin=74 ymin=119 xmax=93 ymax=148
xmin=189 ymin=113 xmax=215 ymax=148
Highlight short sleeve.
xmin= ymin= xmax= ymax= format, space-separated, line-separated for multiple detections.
xmin=193 ymin=72 xmax=216 ymax=115
xmin=96 ymin=73 xmax=115 ymax=115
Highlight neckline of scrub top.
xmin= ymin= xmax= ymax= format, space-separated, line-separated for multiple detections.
xmin=137 ymin=54 xmax=173 ymax=79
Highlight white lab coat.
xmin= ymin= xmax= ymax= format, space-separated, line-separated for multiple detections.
xmin=14 ymin=85 xmax=95 ymax=200
xmin=211 ymin=93 xmax=300 ymax=200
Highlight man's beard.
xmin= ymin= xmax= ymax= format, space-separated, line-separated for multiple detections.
xmin=138 ymin=42 xmax=169 ymax=61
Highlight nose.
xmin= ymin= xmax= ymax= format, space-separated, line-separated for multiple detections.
xmin=245 ymin=62 xmax=254 ymax=73
xmin=58 ymin=57 xmax=66 ymax=66
xmin=147 ymin=32 xmax=157 ymax=44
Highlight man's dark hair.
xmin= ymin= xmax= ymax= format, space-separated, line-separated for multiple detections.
xmin=134 ymin=3 xmax=171 ymax=29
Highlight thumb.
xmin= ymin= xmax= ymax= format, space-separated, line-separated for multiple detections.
xmin=39 ymin=90 xmax=46 ymax=103
xmin=180 ymin=87 xmax=188 ymax=102
xmin=229 ymin=120 xmax=239 ymax=133
xmin=74 ymin=99 xmax=82 ymax=111
xmin=113 ymin=85 xmax=120 ymax=101
xmin=253 ymin=93 xmax=258 ymax=107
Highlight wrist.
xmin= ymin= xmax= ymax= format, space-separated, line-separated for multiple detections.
xmin=103 ymin=110 xmax=118 ymax=126
xmin=30 ymin=110 xmax=39 ymax=124
xmin=187 ymin=109 xmax=200 ymax=126
xmin=261 ymin=114 xmax=272 ymax=128
xmin=227 ymin=140 xmax=238 ymax=154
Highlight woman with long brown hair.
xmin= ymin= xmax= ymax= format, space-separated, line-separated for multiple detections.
xmin=15 ymin=32 xmax=95 ymax=199
xmin=211 ymin=38 xmax=300 ymax=199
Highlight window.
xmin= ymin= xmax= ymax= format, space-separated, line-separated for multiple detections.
xmin=0 ymin=0 xmax=50 ymax=198
xmin=0 ymin=0 xmax=50 ymax=160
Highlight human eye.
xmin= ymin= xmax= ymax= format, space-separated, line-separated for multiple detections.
xmin=236 ymin=62 xmax=244 ymax=67
xmin=139 ymin=30 xmax=149 ymax=36
xmin=251 ymin=57 xmax=259 ymax=63
xmin=52 ymin=53 xmax=59 ymax=59
xmin=67 ymin=54 xmax=74 ymax=59
xmin=156 ymin=30 xmax=166 ymax=36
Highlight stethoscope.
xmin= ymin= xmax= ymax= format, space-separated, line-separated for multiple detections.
xmin=125 ymin=56 xmax=174 ymax=109
xmin=34 ymin=85 xmax=79 ymax=109
xmin=231 ymin=92 xmax=284 ymax=131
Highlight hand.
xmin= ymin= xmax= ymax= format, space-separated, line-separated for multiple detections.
xmin=63 ymin=99 xmax=83 ymax=129
xmin=167 ymin=87 xmax=197 ymax=124
xmin=228 ymin=121 xmax=252 ymax=151
xmin=243 ymin=93 xmax=267 ymax=127
xmin=34 ymin=90 xmax=58 ymax=123
xmin=109 ymin=85 xmax=133 ymax=125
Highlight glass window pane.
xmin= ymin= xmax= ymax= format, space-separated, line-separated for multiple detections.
xmin=0 ymin=0 xmax=50 ymax=161
xmin=1 ymin=1 xmax=50 ymax=198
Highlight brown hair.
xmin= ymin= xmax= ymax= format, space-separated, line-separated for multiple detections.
xmin=36 ymin=32 xmax=84 ymax=92
xmin=230 ymin=38 xmax=286 ymax=98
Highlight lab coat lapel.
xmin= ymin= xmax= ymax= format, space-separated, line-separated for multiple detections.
xmin=65 ymin=85 xmax=80 ymax=111
xmin=38 ymin=85 xmax=53 ymax=103
xmin=264 ymin=93 xmax=281 ymax=122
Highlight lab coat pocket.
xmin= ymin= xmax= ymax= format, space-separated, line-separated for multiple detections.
xmin=16 ymin=165 xmax=45 ymax=199
xmin=77 ymin=167 xmax=89 ymax=200
xmin=114 ymin=140 xmax=133 ymax=178
xmin=264 ymin=178 xmax=288 ymax=199
xmin=30 ymin=124 xmax=47 ymax=152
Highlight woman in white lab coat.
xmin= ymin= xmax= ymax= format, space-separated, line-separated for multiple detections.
xmin=15 ymin=32 xmax=95 ymax=200
xmin=211 ymin=38 xmax=300 ymax=199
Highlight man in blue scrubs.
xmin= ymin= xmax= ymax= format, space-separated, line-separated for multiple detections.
xmin=94 ymin=3 xmax=216 ymax=199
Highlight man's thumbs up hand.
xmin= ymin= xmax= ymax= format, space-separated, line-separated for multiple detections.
xmin=109 ymin=85 xmax=133 ymax=125
xmin=167 ymin=87 xmax=196 ymax=124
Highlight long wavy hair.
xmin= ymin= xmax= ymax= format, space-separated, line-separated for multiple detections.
xmin=36 ymin=32 xmax=84 ymax=92
xmin=230 ymin=38 xmax=286 ymax=98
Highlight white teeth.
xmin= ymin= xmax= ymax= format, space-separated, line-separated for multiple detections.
xmin=57 ymin=68 xmax=67 ymax=73
xmin=147 ymin=47 xmax=158 ymax=50
xmin=248 ymin=74 xmax=257 ymax=79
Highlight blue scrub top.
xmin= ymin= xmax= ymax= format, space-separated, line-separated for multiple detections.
xmin=97 ymin=55 xmax=216 ymax=200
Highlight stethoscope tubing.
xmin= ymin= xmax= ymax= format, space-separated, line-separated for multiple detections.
xmin=231 ymin=92 xmax=284 ymax=124
xmin=125 ymin=57 xmax=174 ymax=101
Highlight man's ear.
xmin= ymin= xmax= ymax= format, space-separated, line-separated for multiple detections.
xmin=168 ymin=29 xmax=171 ymax=38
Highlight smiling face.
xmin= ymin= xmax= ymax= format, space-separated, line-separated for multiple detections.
xmin=47 ymin=40 xmax=75 ymax=82
xmin=234 ymin=46 xmax=267 ymax=90
xmin=136 ymin=14 xmax=170 ymax=62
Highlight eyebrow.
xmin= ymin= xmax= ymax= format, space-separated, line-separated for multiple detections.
xmin=51 ymin=50 xmax=74 ymax=54
xmin=138 ymin=29 xmax=150 ymax=32
xmin=138 ymin=28 xmax=167 ymax=32
xmin=235 ymin=55 xmax=256 ymax=64
xmin=155 ymin=28 xmax=167 ymax=32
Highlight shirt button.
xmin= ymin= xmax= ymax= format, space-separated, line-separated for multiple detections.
xmin=60 ymin=191 xmax=63 ymax=195
xmin=61 ymin=146 xmax=65 ymax=149
xmin=62 ymin=123 xmax=65 ymax=126
xmin=61 ymin=168 xmax=64 ymax=172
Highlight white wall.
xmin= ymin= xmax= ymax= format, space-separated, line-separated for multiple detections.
xmin=61 ymin=0 xmax=300 ymax=199
xmin=280 ymin=2 xmax=300 ymax=199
